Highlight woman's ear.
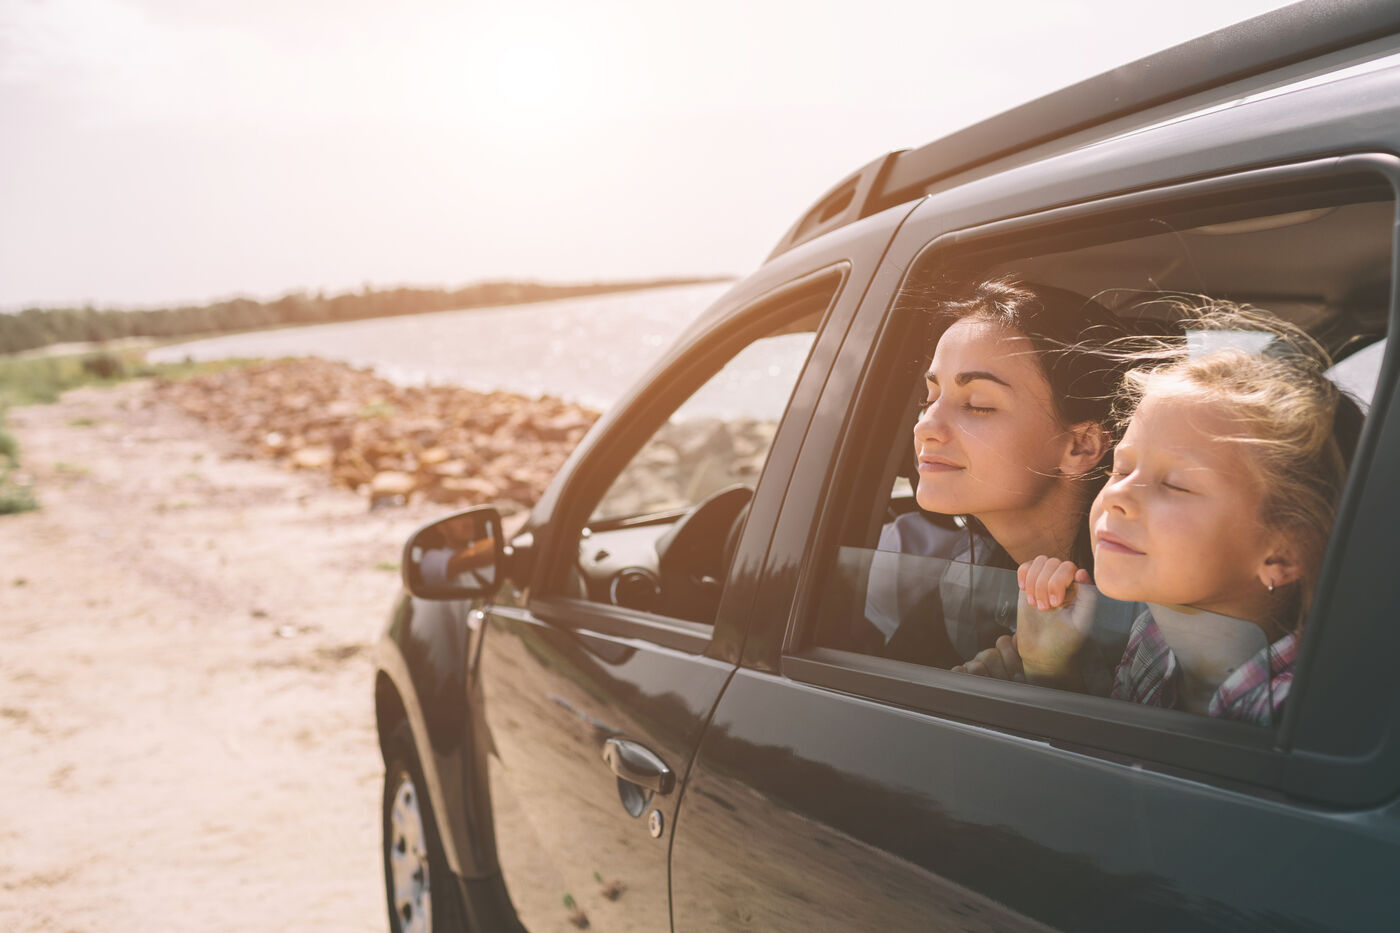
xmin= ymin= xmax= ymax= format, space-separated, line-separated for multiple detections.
xmin=1059 ymin=421 xmax=1108 ymax=477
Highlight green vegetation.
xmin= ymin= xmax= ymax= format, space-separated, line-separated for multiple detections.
xmin=0 ymin=349 xmax=253 ymax=407
xmin=0 ymin=486 xmax=33 ymax=515
xmin=0 ymin=276 xmax=725 ymax=355
xmin=358 ymin=399 xmax=396 ymax=420
xmin=0 ymin=349 xmax=258 ymax=516
xmin=0 ymin=422 xmax=17 ymax=463
xmin=0 ymin=413 xmax=36 ymax=515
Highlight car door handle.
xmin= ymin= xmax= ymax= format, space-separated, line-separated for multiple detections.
xmin=602 ymin=738 xmax=675 ymax=795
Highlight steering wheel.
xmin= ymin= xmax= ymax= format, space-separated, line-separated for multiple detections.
xmin=653 ymin=483 xmax=754 ymax=624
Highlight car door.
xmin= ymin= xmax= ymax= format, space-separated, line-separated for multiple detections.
xmin=473 ymin=207 xmax=915 ymax=932
xmin=670 ymin=101 xmax=1400 ymax=931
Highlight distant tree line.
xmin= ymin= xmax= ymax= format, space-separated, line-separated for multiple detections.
xmin=0 ymin=277 xmax=724 ymax=355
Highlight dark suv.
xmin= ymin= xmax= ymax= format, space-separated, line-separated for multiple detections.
xmin=373 ymin=3 xmax=1400 ymax=930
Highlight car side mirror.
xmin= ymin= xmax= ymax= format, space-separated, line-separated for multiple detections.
xmin=402 ymin=506 xmax=504 ymax=600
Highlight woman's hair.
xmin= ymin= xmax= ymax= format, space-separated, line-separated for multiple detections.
xmin=1117 ymin=302 xmax=1362 ymax=634
xmin=931 ymin=275 xmax=1129 ymax=434
xmin=917 ymin=275 xmax=1133 ymax=566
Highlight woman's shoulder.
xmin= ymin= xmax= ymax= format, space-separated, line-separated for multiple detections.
xmin=881 ymin=512 xmax=1009 ymax=566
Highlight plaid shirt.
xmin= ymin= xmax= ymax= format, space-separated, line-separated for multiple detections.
xmin=1110 ymin=608 xmax=1297 ymax=726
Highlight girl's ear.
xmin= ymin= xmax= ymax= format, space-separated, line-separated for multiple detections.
xmin=1260 ymin=543 xmax=1306 ymax=591
xmin=1059 ymin=421 xmax=1108 ymax=478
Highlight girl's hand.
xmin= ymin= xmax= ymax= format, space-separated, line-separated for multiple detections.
xmin=1016 ymin=556 xmax=1097 ymax=689
xmin=1017 ymin=555 xmax=1090 ymax=610
xmin=952 ymin=635 xmax=1024 ymax=682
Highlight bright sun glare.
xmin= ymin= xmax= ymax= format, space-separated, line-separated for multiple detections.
xmin=468 ymin=15 xmax=607 ymax=133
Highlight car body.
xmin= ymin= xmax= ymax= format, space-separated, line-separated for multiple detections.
xmin=374 ymin=2 xmax=1400 ymax=930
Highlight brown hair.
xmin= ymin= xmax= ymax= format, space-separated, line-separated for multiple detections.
xmin=932 ymin=275 xmax=1128 ymax=433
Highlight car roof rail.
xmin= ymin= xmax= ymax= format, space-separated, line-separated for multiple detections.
xmin=768 ymin=0 xmax=1400 ymax=260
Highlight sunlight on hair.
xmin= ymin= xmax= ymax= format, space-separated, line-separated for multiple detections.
xmin=1186 ymin=329 xmax=1273 ymax=359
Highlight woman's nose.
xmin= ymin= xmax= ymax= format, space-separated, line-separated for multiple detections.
xmin=914 ymin=399 xmax=948 ymax=443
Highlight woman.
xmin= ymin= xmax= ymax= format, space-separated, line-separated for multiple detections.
xmin=867 ymin=275 xmax=1128 ymax=666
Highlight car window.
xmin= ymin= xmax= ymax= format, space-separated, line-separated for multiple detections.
xmin=591 ymin=327 xmax=815 ymax=523
xmin=801 ymin=177 xmax=1393 ymax=735
xmin=565 ymin=284 xmax=833 ymax=626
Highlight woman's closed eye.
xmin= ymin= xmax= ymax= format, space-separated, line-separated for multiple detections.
xmin=916 ymin=398 xmax=995 ymax=415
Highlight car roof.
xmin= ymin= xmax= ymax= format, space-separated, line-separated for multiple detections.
xmin=769 ymin=0 xmax=1400 ymax=259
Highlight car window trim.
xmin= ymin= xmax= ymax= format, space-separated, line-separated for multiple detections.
xmin=530 ymin=595 xmax=714 ymax=655
xmin=525 ymin=267 xmax=850 ymax=656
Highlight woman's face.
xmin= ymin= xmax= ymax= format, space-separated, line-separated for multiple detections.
xmin=914 ymin=317 xmax=1071 ymax=521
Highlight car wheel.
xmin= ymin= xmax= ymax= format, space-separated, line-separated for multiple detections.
xmin=383 ymin=721 xmax=461 ymax=933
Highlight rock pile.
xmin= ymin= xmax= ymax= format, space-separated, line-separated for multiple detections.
xmin=593 ymin=416 xmax=775 ymax=519
xmin=151 ymin=358 xmax=599 ymax=511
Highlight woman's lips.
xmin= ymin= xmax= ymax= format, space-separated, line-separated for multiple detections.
xmin=918 ymin=456 xmax=963 ymax=473
xmin=1095 ymin=529 xmax=1144 ymax=556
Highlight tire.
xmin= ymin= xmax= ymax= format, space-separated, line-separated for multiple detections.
xmin=383 ymin=721 xmax=463 ymax=933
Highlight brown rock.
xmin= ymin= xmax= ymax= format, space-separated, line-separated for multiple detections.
xmin=370 ymin=470 xmax=417 ymax=497
xmin=429 ymin=459 xmax=471 ymax=478
xmin=439 ymin=476 xmax=498 ymax=501
xmin=149 ymin=357 xmax=601 ymax=512
xmin=291 ymin=446 xmax=334 ymax=470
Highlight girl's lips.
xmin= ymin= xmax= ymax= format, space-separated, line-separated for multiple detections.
xmin=1095 ymin=530 xmax=1144 ymax=556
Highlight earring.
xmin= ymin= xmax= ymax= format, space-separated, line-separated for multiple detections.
xmin=1267 ymin=580 xmax=1275 ymax=594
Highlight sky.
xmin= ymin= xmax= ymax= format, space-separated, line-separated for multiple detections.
xmin=0 ymin=0 xmax=1292 ymax=310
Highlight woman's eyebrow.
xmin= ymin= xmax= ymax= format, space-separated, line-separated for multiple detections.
xmin=956 ymin=370 xmax=1011 ymax=387
xmin=924 ymin=370 xmax=1012 ymax=387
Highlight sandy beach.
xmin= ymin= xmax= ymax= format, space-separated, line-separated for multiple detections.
xmin=0 ymin=379 xmax=452 ymax=931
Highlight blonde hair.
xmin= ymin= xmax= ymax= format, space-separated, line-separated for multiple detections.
xmin=1116 ymin=302 xmax=1358 ymax=635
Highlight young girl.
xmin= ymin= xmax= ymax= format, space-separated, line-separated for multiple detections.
xmin=959 ymin=304 xmax=1361 ymax=724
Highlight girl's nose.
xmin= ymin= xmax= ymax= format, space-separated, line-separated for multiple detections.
xmin=1101 ymin=473 xmax=1137 ymax=516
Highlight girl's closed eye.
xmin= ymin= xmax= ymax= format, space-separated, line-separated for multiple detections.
xmin=1162 ymin=477 xmax=1195 ymax=494
xmin=963 ymin=402 xmax=995 ymax=414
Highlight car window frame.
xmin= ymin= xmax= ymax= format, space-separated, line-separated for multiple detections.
xmin=526 ymin=266 xmax=848 ymax=655
xmin=778 ymin=153 xmax=1400 ymax=807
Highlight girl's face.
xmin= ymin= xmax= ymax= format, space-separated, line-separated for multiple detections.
xmin=914 ymin=318 xmax=1071 ymax=520
xmin=1089 ymin=392 xmax=1279 ymax=623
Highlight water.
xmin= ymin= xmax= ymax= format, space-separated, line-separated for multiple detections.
xmin=149 ymin=282 xmax=732 ymax=412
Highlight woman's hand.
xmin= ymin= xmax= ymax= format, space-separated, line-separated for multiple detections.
xmin=952 ymin=634 xmax=1023 ymax=682
xmin=1015 ymin=556 xmax=1097 ymax=689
